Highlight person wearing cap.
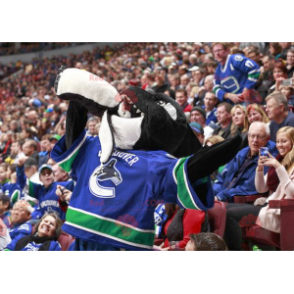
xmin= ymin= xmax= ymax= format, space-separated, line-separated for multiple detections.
xmin=190 ymin=106 xmax=214 ymax=141
xmin=49 ymin=134 xmax=61 ymax=151
xmin=0 ymin=194 xmax=12 ymax=228
xmin=25 ymin=164 xmax=74 ymax=221
xmin=8 ymin=200 xmax=33 ymax=243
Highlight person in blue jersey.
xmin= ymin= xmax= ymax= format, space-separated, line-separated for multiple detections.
xmin=5 ymin=212 xmax=62 ymax=251
xmin=0 ymin=163 xmax=22 ymax=204
xmin=212 ymin=42 xmax=262 ymax=106
xmin=27 ymin=164 xmax=75 ymax=221
xmin=52 ymin=67 xmax=243 ymax=250
xmin=8 ymin=200 xmax=33 ymax=242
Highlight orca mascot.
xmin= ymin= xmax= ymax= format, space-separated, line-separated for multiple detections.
xmin=51 ymin=67 xmax=241 ymax=250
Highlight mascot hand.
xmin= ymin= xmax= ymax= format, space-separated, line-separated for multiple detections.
xmin=187 ymin=135 xmax=242 ymax=183
xmin=65 ymin=101 xmax=88 ymax=150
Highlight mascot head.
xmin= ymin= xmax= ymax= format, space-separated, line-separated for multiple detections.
xmin=55 ymin=67 xmax=202 ymax=163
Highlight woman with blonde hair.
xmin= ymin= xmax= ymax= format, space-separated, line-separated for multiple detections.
xmin=224 ymin=126 xmax=294 ymax=250
xmin=244 ymin=103 xmax=269 ymax=132
xmin=230 ymin=105 xmax=248 ymax=149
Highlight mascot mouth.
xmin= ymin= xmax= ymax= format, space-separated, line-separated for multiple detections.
xmin=55 ymin=67 xmax=200 ymax=163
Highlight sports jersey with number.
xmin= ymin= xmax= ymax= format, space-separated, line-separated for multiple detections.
xmin=51 ymin=131 xmax=214 ymax=250
xmin=213 ymin=54 xmax=260 ymax=102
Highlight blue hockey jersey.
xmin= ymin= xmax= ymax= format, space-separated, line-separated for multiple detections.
xmin=5 ymin=234 xmax=61 ymax=251
xmin=51 ymin=131 xmax=214 ymax=250
xmin=9 ymin=221 xmax=33 ymax=242
xmin=213 ymin=54 xmax=260 ymax=102
xmin=28 ymin=180 xmax=75 ymax=220
xmin=0 ymin=180 xmax=22 ymax=204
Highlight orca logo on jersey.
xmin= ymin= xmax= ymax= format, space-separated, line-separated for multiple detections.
xmin=89 ymin=159 xmax=123 ymax=198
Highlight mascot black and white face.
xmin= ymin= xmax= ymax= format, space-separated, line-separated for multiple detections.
xmin=55 ymin=68 xmax=200 ymax=164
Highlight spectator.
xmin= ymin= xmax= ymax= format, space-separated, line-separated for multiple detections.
xmin=230 ymin=105 xmax=246 ymax=137
xmin=265 ymin=91 xmax=294 ymax=142
xmin=269 ymin=42 xmax=283 ymax=60
xmin=87 ymin=117 xmax=99 ymax=137
xmin=0 ymin=163 xmax=21 ymax=204
xmin=286 ymin=49 xmax=294 ymax=78
xmin=190 ymin=106 xmax=214 ymax=141
xmin=193 ymin=75 xmax=214 ymax=106
xmin=213 ymin=102 xmax=233 ymax=139
xmin=0 ymin=218 xmax=11 ymax=250
xmin=213 ymin=122 xmax=277 ymax=202
xmin=16 ymin=157 xmax=42 ymax=205
xmin=0 ymin=194 xmax=12 ymax=228
xmin=280 ymin=42 xmax=292 ymax=60
xmin=152 ymin=67 xmax=170 ymax=94
xmin=52 ymin=164 xmax=72 ymax=182
xmin=258 ymin=54 xmax=276 ymax=101
xmin=49 ymin=134 xmax=61 ymax=152
xmin=25 ymin=164 xmax=74 ymax=221
xmin=185 ymin=232 xmax=228 ymax=251
xmin=175 ymin=89 xmax=192 ymax=113
xmin=5 ymin=212 xmax=62 ymax=251
xmin=212 ymin=42 xmax=261 ymax=105
xmin=268 ymin=61 xmax=288 ymax=94
xmin=224 ymin=126 xmax=294 ymax=250
xmin=154 ymin=204 xmax=208 ymax=250
xmin=280 ymin=84 xmax=294 ymax=107
xmin=22 ymin=139 xmax=39 ymax=166
xmin=203 ymin=92 xmax=218 ymax=125
xmin=39 ymin=134 xmax=52 ymax=166
xmin=239 ymin=42 xmax=266 ymax=54
xmin=4 ymin=140 xmax=24 ymax=165
xmin=244 ymin=104 xmax=270 ymax=132
xmin=8 ymin=200 xmax=33 ymax=243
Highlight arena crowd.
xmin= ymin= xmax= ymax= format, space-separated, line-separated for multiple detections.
xmin=0 ymin=42 xmax=294 ymax=251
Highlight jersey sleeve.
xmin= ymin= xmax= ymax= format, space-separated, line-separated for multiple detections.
xmin=4 ymin=234 xmax=24 ymax=251
xmin=3 ymin=183 xmax=22 ymax=204
xmin=213 ymin=68 xmax=226 ymax=101
xmin=16 ymin=165 xmax=26 ymax=190
xmin=12 ymin=223 xmax=33 ymax=238
xmin=49 ymin=241 xmax=61 ymax=251
xmin=231 ymin=54 xmax=261 ymax=89
xmin=149 ymin=154 xmax=214 ymax=211
xmin=50 ymin=130 xmax=89 ymax=175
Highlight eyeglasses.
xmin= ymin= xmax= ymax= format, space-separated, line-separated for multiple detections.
xmin=248 ymin=134 xmax=267 ymax=141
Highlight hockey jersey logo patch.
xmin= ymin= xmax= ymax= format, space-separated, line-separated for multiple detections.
xmin=89 ymin=159 xmax=122 ymax=198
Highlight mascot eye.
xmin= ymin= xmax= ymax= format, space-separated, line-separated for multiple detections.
xmin=157 ymin=100 xmax=166 ymax=107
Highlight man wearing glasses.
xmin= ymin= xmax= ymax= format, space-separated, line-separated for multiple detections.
xmin=212 ymin=42 xmax=261 ymax=105
xmin=213 ymin=122 xmax=277 ymax=202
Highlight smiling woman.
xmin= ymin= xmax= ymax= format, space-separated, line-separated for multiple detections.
xmin=4 ymin=213 xmax=62 ymax=251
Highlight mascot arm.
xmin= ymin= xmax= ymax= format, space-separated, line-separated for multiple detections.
xmin=187 ymin=135 xmax=242 ymax=183
xmin=65 ymin=101 xmax=88 ymax=150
